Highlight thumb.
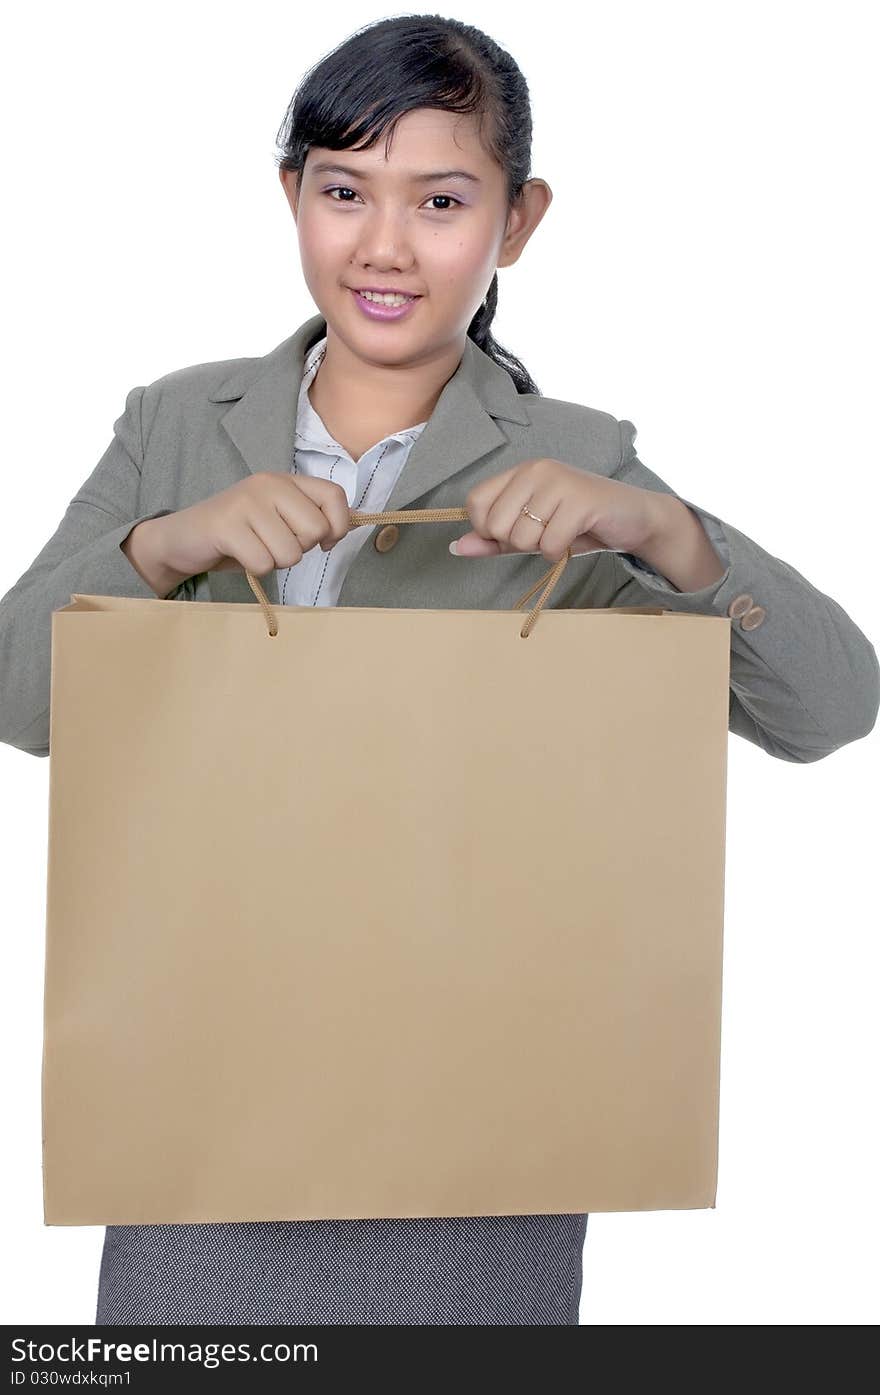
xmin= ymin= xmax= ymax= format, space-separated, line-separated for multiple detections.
xmin=449 ymin=530 xmax=501 ymax=557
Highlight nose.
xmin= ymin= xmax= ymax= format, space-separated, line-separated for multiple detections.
xmin=353 ymin=204 xmax=417 ymax=271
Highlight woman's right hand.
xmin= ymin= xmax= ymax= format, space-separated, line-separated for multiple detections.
xmin=143 ymin=473 xmax=354 ymax=583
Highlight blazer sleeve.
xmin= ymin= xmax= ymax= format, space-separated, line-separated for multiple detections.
xmin=609 ymin=418 xmax=880 ymax=764
xmin=0 ymin=385 xmax=175 ymax=758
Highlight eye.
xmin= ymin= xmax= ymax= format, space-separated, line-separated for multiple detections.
xmin=322 ymin=187 xmax=463 ymax=211
xmin=425 ymin=194 xmax=463 ymax=211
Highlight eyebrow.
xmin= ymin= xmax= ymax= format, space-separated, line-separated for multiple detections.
xmin=309 ymin=161 xmax=482 ymax=185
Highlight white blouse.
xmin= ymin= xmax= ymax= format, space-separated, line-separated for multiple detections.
xmin=275 ymin=336 xmax=427 ymax=608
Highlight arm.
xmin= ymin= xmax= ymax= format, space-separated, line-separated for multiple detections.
xmin=121 ymin=517 xmax=191 ymax=599
xmin=611 ymin=418 xmax=880 ymax=764
xmin=634 ymin=495 xmax=729 ymax=592
xmin=0 ymin=385 xmax=176 ymax=758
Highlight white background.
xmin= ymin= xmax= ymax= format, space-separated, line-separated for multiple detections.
xmin=1 ymin=0 xmax=877 ymax=1326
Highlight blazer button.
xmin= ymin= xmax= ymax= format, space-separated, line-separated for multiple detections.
xmin=728 ymin=593 xmax=754 ymax=619
xmin=741 ymin=605 xmax=766 ymax=630
xmin=374 ymin=524 xmax=399 ymax=553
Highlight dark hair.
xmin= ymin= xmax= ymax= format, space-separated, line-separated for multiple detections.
xmin=274 ymin=13 xmax=541 ymax=395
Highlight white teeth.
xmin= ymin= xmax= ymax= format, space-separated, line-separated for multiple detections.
xmin=359 ymin=290 xmax=414 ymax=306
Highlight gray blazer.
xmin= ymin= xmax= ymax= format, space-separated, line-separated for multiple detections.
xmin=1 ymin=312 xmax=877 ymax=762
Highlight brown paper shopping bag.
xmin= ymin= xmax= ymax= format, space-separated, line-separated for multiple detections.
xmin=41 ymin=506 xmax=731 ymax=1225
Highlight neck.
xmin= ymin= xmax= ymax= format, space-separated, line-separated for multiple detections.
xmin=306 ymin=325 xmax=466 ymax=462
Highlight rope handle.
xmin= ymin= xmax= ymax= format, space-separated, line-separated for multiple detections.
xmin=243 ymin=505 xmax=576 ymax=639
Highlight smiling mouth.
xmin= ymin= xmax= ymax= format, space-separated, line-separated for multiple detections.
xmin=353 ymin=289 xmax=421 ymax=304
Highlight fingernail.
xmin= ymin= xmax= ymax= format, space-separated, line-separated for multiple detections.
xmin=448 ymin=540 xmax=459 ymax=555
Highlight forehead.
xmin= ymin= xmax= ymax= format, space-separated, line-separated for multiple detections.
xmin=306 ymin=108 xmax=497 ymax=180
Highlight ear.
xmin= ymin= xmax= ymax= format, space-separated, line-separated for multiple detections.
xmin=279 ymin=167 xmax=300 ymax=223
xmin=498 ymin=178 xmax=553 ymax=270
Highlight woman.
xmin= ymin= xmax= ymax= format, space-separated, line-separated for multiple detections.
xmin=2 ymin=13 xmax=876 ymax=1326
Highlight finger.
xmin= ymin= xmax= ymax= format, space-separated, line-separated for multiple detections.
xmin=293 ymin=476 xmax=353 ymax=547
xmin=519 ymin=497 xmax=600 ymax=562
xmin=214 ymin=520 xmax=282 ymax=577
xmin=450 ymin=531 xmax=501 ymax=556
xmin=281 ymin=479 xmax=349 ymax=551
xmin=486 ymin=471 xmax=566 ymax=552
xmin=508 ymin=497 xmax=566 ymax=555
xmin=567 ymin=532 xmax=609 ymax=557
xmin=255 ymin=498 xmax=324 ymax=562
xmin=508 ymin=480 xmax=603 ymax=561
xmin=464 ymin=463 xmax=524 ymax=540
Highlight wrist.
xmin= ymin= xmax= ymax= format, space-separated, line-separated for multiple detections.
xmin=635 ymin=493 xmax=728 ymax=593
xmin=121 ymin=516 xmax=189 ymax=599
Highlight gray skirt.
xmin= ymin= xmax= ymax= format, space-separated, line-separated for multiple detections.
xmin=95 ymin=1212 xmax=589 ymax=1325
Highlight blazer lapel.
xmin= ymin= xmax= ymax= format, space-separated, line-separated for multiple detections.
xmin=205 ymin=312 xmax=530 ymax=606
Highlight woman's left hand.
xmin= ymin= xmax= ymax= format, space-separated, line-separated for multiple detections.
xmin=451 ymin=457 xmax=667 ymax=564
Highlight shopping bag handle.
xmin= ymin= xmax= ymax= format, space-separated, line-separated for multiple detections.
xmin=243 ymin=505 xmax=574 ymax=639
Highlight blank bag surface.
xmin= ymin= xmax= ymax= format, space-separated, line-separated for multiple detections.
xmin=42 ymin=592 xmax=730 ymax=1225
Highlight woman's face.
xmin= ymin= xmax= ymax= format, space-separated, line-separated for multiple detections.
xmin=281 ymin=107 xmax=548 ymax=365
